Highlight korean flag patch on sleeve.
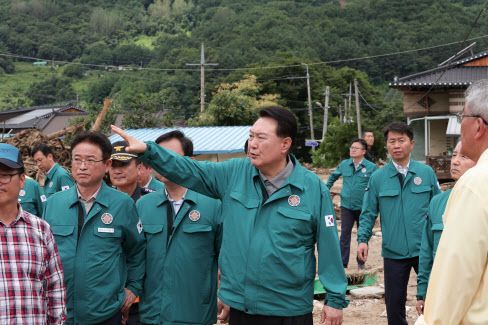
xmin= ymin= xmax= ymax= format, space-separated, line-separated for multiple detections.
xmin=325 ymin=215 xmax=335 ymax=227
xmin=40 ymin=195 xmax=47 ymax=202
xmin=137 ymin=219 xmax=143 ymax=234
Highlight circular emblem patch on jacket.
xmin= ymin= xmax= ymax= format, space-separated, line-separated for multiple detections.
xmin=288 ymin=195 xmax=300 ymax=207
xmin=361 ymin=168 xmax=366 ymax=173
xmin=189 ymin=210 xmax=200 ymax=221
xmin=19 ymin=190 xmax=25 ymax=197
xmin=49 ymin=182 xmax=53 ymax=188
xmin=414 ymin=177 xmax=422 ymax=185
xmin=101 ymin=213 xmax=113 ymax=225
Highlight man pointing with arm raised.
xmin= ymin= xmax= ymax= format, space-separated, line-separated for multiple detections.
xmin=111 ymin=106 xmax=348 ymax=325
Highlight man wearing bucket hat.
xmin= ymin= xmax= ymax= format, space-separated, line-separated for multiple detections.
xmin=0 ymin=143 xmax=66 ymax=324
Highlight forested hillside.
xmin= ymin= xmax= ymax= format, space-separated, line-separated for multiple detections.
xmin=1 ymin=0 xmax=487 ymax=162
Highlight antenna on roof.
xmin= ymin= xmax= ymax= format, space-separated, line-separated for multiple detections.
xmin=438 ymin=42 xmax=477 ymax=67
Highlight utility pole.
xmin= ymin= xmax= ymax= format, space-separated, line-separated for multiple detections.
xmin=339 ymin=104 xmax=343 ymax=124
xmin=354 ymin=78 xmax=362 ymax=138
xmin=322 ymin=86 xmax=330 ymax=140
xmin=186 ymin=43 xmax=219 ymax=112
xmin=348 ymin=83 xmax=352 ymax=122
xmin=344 ymin=98 xmax=347 ymax=123
xmin=302 ymin=63 xmax=315 ymax=150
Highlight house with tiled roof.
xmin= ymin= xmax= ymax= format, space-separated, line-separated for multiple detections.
xmin=389 ymin=43 xmax=486 ymax=178
xmin=0 ymin=104 xmax=87 ymax=135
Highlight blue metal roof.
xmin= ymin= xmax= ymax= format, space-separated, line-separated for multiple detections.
xmin=108 ymin=126 xmax=251 ymax=154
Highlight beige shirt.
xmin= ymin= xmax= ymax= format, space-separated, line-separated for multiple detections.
xmin=415 ymin=148 xmax=488 ymax=325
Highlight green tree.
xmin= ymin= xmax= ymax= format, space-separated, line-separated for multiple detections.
xmin=188 ymin=75 xmax=280 ymax=126
xmin=122 ymin=93 xmax=170 ymax=129
xmin=26 ymin=76 xmax=75 ymax=105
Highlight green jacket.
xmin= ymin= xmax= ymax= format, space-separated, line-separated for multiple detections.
xmin=44 ymin=182 xmax=146 ymax=324
xmin=139 ymin=141 xmax=348 ymax=316
xmin=357 ymin=159 xmax=441 ymax=259
xmin=19 ymin=178 xmax=46 ymax=218
xmin=137 ymin=189 xmax=222 ymax=325
xmin=417 ymin=188 xmax=450 ymax=298
xmin=326 ymin=158 xmax=378 ymax=211
xmin=43 ymin=163 xmax=74 ymax=198
xmin=148 ymin=176 xmax=165 ymax=191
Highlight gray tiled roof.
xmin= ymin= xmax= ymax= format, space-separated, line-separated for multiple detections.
xmin=390 ymin=50 xmax=488 ymax=88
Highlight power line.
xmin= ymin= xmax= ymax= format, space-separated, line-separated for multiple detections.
xmin=2 ymin=33 xmax=488 ymax=73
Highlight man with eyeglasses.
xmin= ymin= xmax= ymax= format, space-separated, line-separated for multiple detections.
xmin=43 ymin=131 xmax=145 ymax=325
xmin=326 ymin=139 xmax=377 ymax=270
xmin=357 ymin=122 xmax=440 ymax=325
xmin=415 ymin=79 xmax=488 ymax=325
xmin=32 ymin=143 xmax=74 ymax=198
xmin=0 ymin=143 xmax=66 ymax=324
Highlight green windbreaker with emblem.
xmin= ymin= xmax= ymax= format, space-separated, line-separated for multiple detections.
xmin=147 ymin=176 xmax=165 ymax=191
xmin=417 ymin=188 xmax=451 ymax=298
xmin=43 ymin=182 xmax=146 ymax=325
xmin=326 ymin=158 xmax=378 ymax=211
xmin=357 ymin=160 xmax=441 ymax=259
xmin=43 ymin=163 xmax=74 ymax=198
xmin=19 ymin=178 xmax=46 ymax=218
xmin=137 ymin=189 xmax=222 ymax=325
xmin=138 ymin=141 xmax=348 ymax=317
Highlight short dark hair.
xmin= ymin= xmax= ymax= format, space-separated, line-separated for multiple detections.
xmin=32 ymin=144 xmax=52 ymax=157
xmin=383 ymin=122 xmax=413 ymax=141
xmin=259 ymin=106 xmax=297 ymax=149
xmin=244 ymin=139 xmax=248 ymax=154
xmin=362 ymin=129 xmax=374 ymax=138
xmin=71 ymin=131 xmax=112 ymax=161
xmin=155 ymin=130 xmax=193 ymax=156
xmin=351 ymin=138 xmax=367 ymax=150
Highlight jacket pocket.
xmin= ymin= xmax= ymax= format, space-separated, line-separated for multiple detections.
xmin=143 ymin=224 xmax=164 ymax=234
xmin=379 ymin=189 xmax=400 ymax=197
xmin=411 ymin=186 xmax=431 ymax=194
xmin=51 ymin=225 xmax=75 ymax=236
xmin=93 ymin=226 xmax=122 ymax=238
xmin=229 ymin=191 xmax=260 ymax=209
xmin=182 ymin=224 xmax=212 ymax=233
xmin=431 ymin=222 xmax=444 ymax=257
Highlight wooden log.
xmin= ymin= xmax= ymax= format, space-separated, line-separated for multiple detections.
xmin=91 ymin=97 xmax=113 ymax=131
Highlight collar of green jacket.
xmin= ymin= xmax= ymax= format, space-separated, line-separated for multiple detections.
xmin=386 ymin=158 xmax=421 ymax=178
xmin=67 ymin=181 xmax=110 ymax=209
xmin=251 ymin=154 xmax=304 ymax=192
xmin=45 ymin=162 xmax=60 ymax=181
xmin=153 ymin=187 xmax=198 ymax=207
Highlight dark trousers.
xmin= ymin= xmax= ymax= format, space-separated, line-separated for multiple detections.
xmin=94 ymin=311 xmax=122 ymax=325
xmin=127 ymin=303 xmax=140 ymax=325
xmin=229 ymin=308 xmax=313 ymax=325
xmin=340 ymin=207 xmax=364 ymax=267
xmin=383 ymin=257 xmax=419 ymax=325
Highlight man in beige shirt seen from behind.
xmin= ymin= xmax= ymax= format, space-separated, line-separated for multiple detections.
xmin=415 ymin=79 xmax=488 ymax=325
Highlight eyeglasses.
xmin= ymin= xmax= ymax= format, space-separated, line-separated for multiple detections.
xmin=456 ymin=111 xmax=488 ymax=125
xmin=0 ymin=173 xmax=20 ymax=184
xmin=350 ymin=146 xmax=364 ymax=151
xmin=72 ymin=158 xmax=104 ymax=166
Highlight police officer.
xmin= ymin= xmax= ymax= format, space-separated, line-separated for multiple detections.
xmin=137 ymin=130 xmax=222 ymax=325
xmin=32 ymin=143 xmax=74 ymax=198
xmin=18 ymin=177 xmax=46 ymax=218
xmin=44 ymin=131 xmax=145 ymax=325
xmin=326 ymin=139 xmax=377 ymax=270
xmin=357 ymin=122 xmax=441 ymax=325
xmin=109 ymin=141 xmax=155 ymax=202
xmin=138 ymin=162 xmax=165 ymax=191
xmin=415 ymin=140 xmax=476 ymax=315
xmin=112 ymin=106 xmax=349 ymax=325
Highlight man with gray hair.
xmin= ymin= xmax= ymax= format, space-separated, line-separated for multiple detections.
xmin=415 ymin=79 xmax=488 ymax=325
